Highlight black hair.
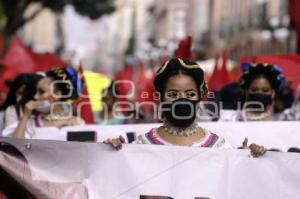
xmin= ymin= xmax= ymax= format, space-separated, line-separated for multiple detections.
xmin=240 ymin=63 xmax=284 ymax=92
xmin=46 ymin=67 xmax=82 ymax=101
xmin=46 ymin=71 xmax=72 ymax=101
xmin=154 ymin=58 xmax=207 ymax=101
xmin=275 ymin=85 xmax=294 ymax=109
xmin=15 ymin=74 xmax=43 ymax=118
xmin=0 ymin=73 xmax=42 ymax=111
xmin=247 ymin=73 xmax=275 ymax=91
xmin=220 ymin=82 xmax=245 ymax=110
xmin=0 ymin=142 xmax=36 ymax=199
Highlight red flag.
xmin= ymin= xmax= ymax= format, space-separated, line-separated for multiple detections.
xmin=114 ymin=66 xmax=134 ymax=97
xmin=221 ymin=51 xmax=230 ymax=84
xmin=251 ymin=54 xmax=300 ymax=94
xmin=175 ymin=36 xmax=193 ymax=61
xmin=33 ymin=52 xmax=68 ymax=71
xmin=2 ymin=37 xmax=37 ymax=79
xmin=2 ymin=37 xmax=67 ymax=81
xmin=135 ymin=64 xmax=157 ymax=115
xmin=208 ymin=52 xmax=231 ymax=91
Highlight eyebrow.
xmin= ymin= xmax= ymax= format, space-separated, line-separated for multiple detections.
xmin=251 ymin=86 xmax=270 ymax=89
xmin=166 ymin=89 xmax=197 ymax=92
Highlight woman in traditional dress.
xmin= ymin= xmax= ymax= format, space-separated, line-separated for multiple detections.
xmin=2 ymin=67 xmax=84 ymax=139
xmin=106 ymin=58 xmax=266 ymax=156
xmin=0 ymin=73 xmax=43 ymax=133
xmin=237 ymin=63 xmax=285 ymax=121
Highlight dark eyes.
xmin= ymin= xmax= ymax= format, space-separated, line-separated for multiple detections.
xmin=186 ymin=91 xmax=197 ymax=98
xmin=167 ymin=91 xmax=179 ymax=98
xmin=166 ymin=91 xmax=198 ymax=99
xmin=38 ymin=89 xmax=45 ymax=94
xmin=250 ymin=88 xmax=270 ymax=93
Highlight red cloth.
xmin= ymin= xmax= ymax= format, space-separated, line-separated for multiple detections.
xmin=175 ymin=36 xmax=193 ymax=61
xmin=289 ymin=0 xmax=300 ymax=52
xmin=208 ymin=52 xmax=231 ymax=91
xmin=135 ymin=64 xmax=157 ymax=114
xmin=32 ymin=52 xmax=67 ymax=71
xmin=114 ymin=64 xmax=157 ymax=117
xmin=251 ymin=54 xmax=300 ymax=94
xmin=2 ymin=37 xmax=67 ymax=81
xmin=3 ymin=37 xmax=37 ymax=75
xmin=114 ymin=66 xmax=134 ymax=97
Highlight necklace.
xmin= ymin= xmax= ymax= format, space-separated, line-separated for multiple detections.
xmin=162 ymin=122 xmax=199 ymax=137
xmin=42 ymin=104 xmax=71 ymax=121
xmin=245 ymin=111 xmax=272 ymax=121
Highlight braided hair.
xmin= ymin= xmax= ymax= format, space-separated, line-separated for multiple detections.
xmin=154 ymin=58 xmax=208 ymax=101
xmin=46 ymin=67 xmax=83 ymax=101
xmin=239 ymin=63 xmax=285 ymax=92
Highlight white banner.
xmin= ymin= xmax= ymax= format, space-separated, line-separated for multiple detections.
xmin=34 ymin=122 xmax=300 ymax=151
xmin=0 ymin=138 xmax=300 ymax=199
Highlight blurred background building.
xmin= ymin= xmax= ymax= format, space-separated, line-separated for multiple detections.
xmin=1 ymin=0 xmax=298 ymax=74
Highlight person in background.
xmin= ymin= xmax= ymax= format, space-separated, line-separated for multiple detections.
xmin=105 ymin=58 xmax=266 ymax=157
xmin=93 ymin=81 xmax=125 ymax=125
xmin=218 ymin=82 xmax=245 ymax=121
xmin=273 ymin=82 xmax=294 ymax=120
xmin=2 ymin=67 xmax=84 ymax=139
xmin=237 ymin=63 xmax=285 ymax=121
xmin=278 ymin=84 xmax=300 ymax=120
xmin=0 ymin=74 xmax=44 ymax=133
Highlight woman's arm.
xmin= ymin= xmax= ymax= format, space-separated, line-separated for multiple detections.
xmin=11 ymin=114 xmax=31 ymax=139
xmin=11 ymin=101 xmax=38 ymax=139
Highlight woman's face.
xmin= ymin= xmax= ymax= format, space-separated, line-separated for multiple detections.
xmin=247 ymin=77 xmax=274 ymax=97
xmin=163 ymin=74 xmax=199 ymax=102
xmin=34 ymin=77 xmax=58 ymax=102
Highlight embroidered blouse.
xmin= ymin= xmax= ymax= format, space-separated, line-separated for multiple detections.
xmin=136 ymin=127 xmax=232 ymax=149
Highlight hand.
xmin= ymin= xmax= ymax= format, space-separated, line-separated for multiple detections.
xmin=242 ymin=138 xmax=267 ymax=157
xmin=103 ymin=136 xmax=125 ymax=150
xmin=24 ymin=100 xmax=39 ymax=117
xmin=57 ymin=117 xmax=82 ymax=127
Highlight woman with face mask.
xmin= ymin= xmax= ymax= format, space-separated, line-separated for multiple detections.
xmin=105 ymin=58 xmax=266 ymax=157
xmin=2 ymin=67 xmax=84 ymax=139
xmin=135 ymin=58 xmax=231 ymax=147
xmin=238 ymin=63 xmax=285 ymax=121
xmin=1 ymin=74 xmax=44 ymax=134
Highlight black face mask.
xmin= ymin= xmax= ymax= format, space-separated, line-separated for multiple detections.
xmin=162 ymin=98 xmax=199 ymax=127
xmin=246 ymin=93 xmax=272 ymax=110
